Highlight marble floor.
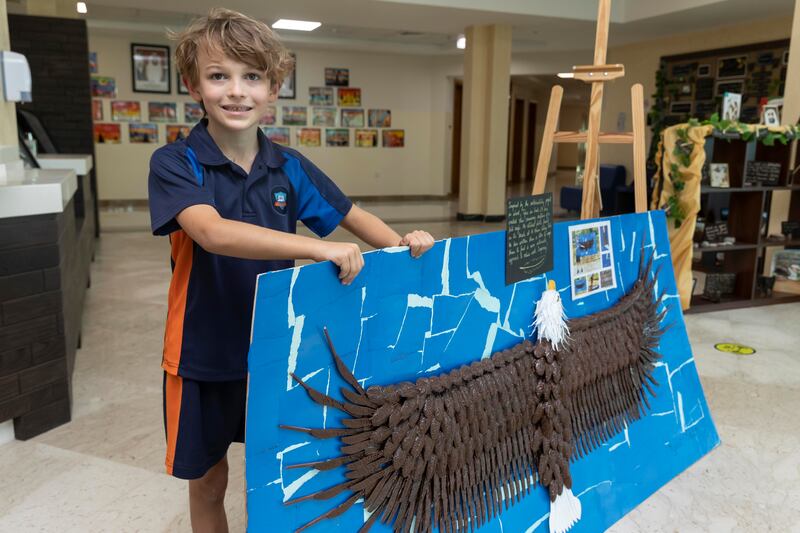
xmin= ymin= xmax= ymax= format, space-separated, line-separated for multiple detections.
xmin=1 ymin=204 xmax=798 ymax=532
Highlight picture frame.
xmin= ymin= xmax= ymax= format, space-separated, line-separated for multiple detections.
xmin=669 ymin=102 xmax=692 ymax=115
xmin=131 ymin=44 xmax=171 ymax=94
xmin=184 ymin=102 xmax=204 ymax=123
xmin=129 ymin=122 xmax=159 ymax=143
xmin=309 ymin=87 xmax=334 ymax=106
xmin=325 ymin=67 xmax=349 ymax=87
xmin=341 ymin=108 xmax=364 ymax=128
xmin=92 ymin=100 xmax=103 ymax=122
xmin=93 ymin=123 xmax=121 ymax=144
xmin=259 ymin=105 xmax=277 ymax=126
xmin=297 ymin=128 xmax=321 ymax=148
xmin=717 ymin=55 xmax=747 ymax=79
xmin=338 ymin=88 xmax=361 ymax=107
xmin=697 ymin=64 xmax=711 ymax=78
xmin=382 ymin=129 xmax=405 ymax=148
xmin=262 ymin=127 xmax=290 ymax=146
xmin=312 ymin=107 xmax=337 ymax=127
xmin=368 ymin=109 xmax=391 ymax=128
xmin=355 ymin=129 xmax=378 ymax=147
xmin=148 ymin=102 xmax=178 ymax=123
xmin=715 ymin=79 xmax=744 ymax=98
xmin=110 ymin=100 xmax=141 ymax=122
xmin=91 ymin=76 xmax=116 ymax=98
xmin=325 ymin=128 xmax=350 ymax=147
xmin=762 ymin=105 xmax=781 ymax=126
xmin=282 ymin=106 xmax=307 ymax=126
xmin=88 ymin=52 xmax=98 ymax=74
xmin=278 ymin=53 xmax=296 ymax=99
xmin=177 ymin=72 xmax=190 ymax=95
xmin=166 ymin=125 xmax=192 ymax=143
xmin=709 ymin=163 xmax=730 ymax=188
xmin=721 ymin=92 xmax=742 ymax=122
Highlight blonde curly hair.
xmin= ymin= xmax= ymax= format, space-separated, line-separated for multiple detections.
xmin=172 ymin=8 xmax=294 ymax=90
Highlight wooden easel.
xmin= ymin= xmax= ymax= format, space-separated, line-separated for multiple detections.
xmin=532 ymin=0 xmax=648 ymax=219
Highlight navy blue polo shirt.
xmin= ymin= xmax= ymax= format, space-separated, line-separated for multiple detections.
xmin=148 ymin=120 xmax=352 ymax=381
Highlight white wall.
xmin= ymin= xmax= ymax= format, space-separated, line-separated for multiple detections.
xmin=88 ymin=28 xmax=454 ymax=200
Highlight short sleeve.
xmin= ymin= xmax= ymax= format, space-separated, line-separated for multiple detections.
xmin=148 ymin=145 xmax=214 ymax=236
xmin=282 ymin=151 xmax=353 ymax=237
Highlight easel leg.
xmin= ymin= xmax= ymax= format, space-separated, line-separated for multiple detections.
xmin=532 ymin=86 xmax=564 ymax=196
xmin=581 ymin=82 xmax=604 ymax=219
xmin=631 ymin=84 xmax=647 ymax=214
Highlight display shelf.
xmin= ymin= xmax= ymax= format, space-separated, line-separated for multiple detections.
xmin=760 ymin=239 xmax=800 ymax=248
xmin=701 ymin=185 xmax=800 ymax=194
xmin=696 ymin=242 xmax=758 ymax=253
xmin=686 ymin=292 xmax=800 ymax=314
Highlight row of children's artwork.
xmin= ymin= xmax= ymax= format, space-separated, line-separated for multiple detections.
xmin=262 ymin=127 xmax=404 ymax=148
xmin=92 ymin=100 xmax=391 ymax=128
xmin=92 ymin=123 xmax=404 ymax=147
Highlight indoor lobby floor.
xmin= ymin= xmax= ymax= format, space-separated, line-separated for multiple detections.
xmin=1 ymin=210 xmax=799 ymax=532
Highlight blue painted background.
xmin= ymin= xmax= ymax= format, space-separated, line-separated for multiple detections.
xmin=246 ymin=211 xmax=720 ymax=532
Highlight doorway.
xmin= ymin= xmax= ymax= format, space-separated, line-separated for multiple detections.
xmin=450 ymin=80 xmax=463 ymax=196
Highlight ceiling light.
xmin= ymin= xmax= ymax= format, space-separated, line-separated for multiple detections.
xmin=456 ymin=36 xmax=466 ymax=49
xmin=272 ymin=19 xmax=321 ymax=31
xmin=76 ymin=1 xmax=87 ymax=13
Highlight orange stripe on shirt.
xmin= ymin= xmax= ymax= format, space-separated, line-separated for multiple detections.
xmin=162 ymin=230 xmax=193 ymax=374
xmin=164 ymin=372 xmax=183 ymax=475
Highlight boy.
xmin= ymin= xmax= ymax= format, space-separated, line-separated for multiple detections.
xmin=149 ymin=8 xmax=435 ymax=532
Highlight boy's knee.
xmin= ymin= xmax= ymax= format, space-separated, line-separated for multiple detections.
xmin=190 ymin=457 xmax=229 ymax=504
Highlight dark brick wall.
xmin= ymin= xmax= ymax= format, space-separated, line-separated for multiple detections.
xmin=9 ymin=14 xmax=100 ymax=236
xmin=0 ymin=174 xmax=96 ymax=440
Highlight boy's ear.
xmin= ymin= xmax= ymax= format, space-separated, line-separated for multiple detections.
xmin=186 ymin=77 xmax=203 ymax=104
xmin=268 ymin=79 xmax=280 ymax=101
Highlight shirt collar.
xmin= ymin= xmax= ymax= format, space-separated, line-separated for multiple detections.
xmin=186 ymin=119 xmax=286 ymax=169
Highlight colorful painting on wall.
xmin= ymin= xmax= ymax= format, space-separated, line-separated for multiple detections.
xmin=282 ymin=106 xmax=307 ymax=126
xmin=90 ymin=76 xmax=116 ymax=98
xmin=340 ymin=109 xmax=364 ymax=128
xmin=325 ymin=128 xmax=349 ymax=147
xmin=129 ymin=122 xmax=159 ymax=143
xmin=312 ymin=107 xmax=337 ymax=127
xmin=93 ymin=123 xmax=121 ymax=143
xmin=166 ymin=125 xmax=192 ymax=143
xmin=262 ymin=127 xmax=290 ymax=146
xmin=368 ymin=109 xmax=391 ymax=128
xmin=110 ymin=100 xmax=141 ymax=122
xmin=184 ymin=102 xmax=204 ymax=123
xmin=296 ymin=128 xmax=322 ymax=148
xmin=338 ymin=88 xmax=361 ymax=107
xmin=259 ymin=105 xmax=277 ymax=126
xmin=309 ymin=87 xmax=334 ymax=106
xmin=148 ymin=102 xmax=178 ymax=122
xmin=88 ymin=52 xmax=98 ymax=74
xmin=382 ymin=129 xmax=405 ymax=147
xmin=92 ymin=100 xmax=103 ymax=122
xmin=325 ymin=67 xmax=349 ymax=87
xmin=354 ymin=129 xmax=378 ymax=147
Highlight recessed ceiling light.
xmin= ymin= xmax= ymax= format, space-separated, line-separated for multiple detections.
xmin=272 ymin=19 xmax=321 ymax=31
xmin=456 ymin=35 xmax=466 ymax=49
xmin=76 ymin=1 xmax=87 ymax=13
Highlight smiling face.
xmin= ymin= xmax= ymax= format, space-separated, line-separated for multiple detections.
xmin=188 ymin=46 xmax=278 ymax=135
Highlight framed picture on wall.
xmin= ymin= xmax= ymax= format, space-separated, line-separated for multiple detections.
xmin=278 ymin=53 xmax=296 ymax=99
xmin=131 ymin=44 xmax=171 ymax=94
xmin=177 ymin=72 xmax=190 ymax=95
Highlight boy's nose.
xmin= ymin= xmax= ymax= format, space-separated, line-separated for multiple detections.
xmin=228 ymin=79 xmax=245 ymax=98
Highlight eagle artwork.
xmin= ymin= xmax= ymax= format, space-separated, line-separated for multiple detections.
xmin=280 ymin=251 xmax=666 ymax=533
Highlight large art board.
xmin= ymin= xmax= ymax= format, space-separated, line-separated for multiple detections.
xmin=245 ymin=211 xmax=719 ymax=532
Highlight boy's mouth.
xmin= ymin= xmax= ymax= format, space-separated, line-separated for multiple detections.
xmin=221 ymin=105 xmax=252 ymax=112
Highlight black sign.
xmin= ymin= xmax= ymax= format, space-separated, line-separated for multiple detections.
xmin=705 ymin=222 xmax=729 ymax=243
xmin=782 ymin=221 xmax=800 ymax=237
xmin=744 ymin=161 xmax=782 ymax=186
xmin=505 ymin=193 xmax=554 ymax=285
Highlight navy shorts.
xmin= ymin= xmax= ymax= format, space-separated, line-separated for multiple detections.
xmin=163 ymin=372 xmax=247 ymax=480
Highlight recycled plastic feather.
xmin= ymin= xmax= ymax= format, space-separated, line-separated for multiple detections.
xmin=281 ymin=252 xmax=666 ymax=533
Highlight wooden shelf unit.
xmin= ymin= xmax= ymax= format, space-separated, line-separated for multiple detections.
xmin=688 ymin=136 xmax=800 ymax=314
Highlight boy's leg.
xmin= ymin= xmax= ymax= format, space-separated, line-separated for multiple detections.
xmin=189 ymin=454 xmax=229 ymax=533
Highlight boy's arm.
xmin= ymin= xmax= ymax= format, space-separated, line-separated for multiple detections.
xmin=176 ymin=204 xmax=364 ymax=284
xmin=340 ymin=205 xmax=435 ymax=258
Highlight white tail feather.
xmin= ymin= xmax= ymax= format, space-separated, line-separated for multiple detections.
xmin=533 ymin=284 xmax=569 ymax=350
xmin=548 ymin=487 xmax=582 ymax=533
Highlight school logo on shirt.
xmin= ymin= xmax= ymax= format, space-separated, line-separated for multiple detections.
xmin=271 ymin=187 xmax=288 ymax=215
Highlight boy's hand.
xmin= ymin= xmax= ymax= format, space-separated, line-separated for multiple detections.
xmin=399 ymin=230 xmax=435 ymax=258
xmin=314 ymin=241 xmax=364 ymax=285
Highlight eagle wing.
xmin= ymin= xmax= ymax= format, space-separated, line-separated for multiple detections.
xmin=281 ymin=254 xmax=665 ymax=533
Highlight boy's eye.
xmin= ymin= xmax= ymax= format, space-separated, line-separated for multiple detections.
xmin=245 ymin=73 xmax=261 ymax=81
xmin=209 ymin=73 xmax=227 ymax=81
